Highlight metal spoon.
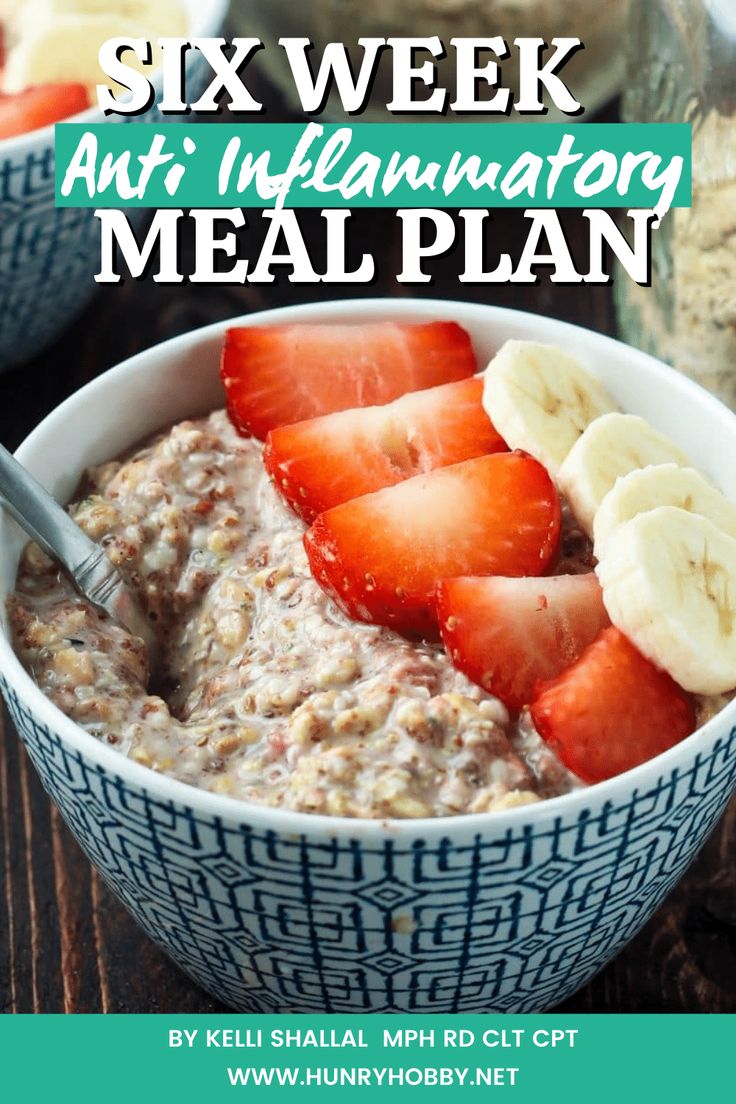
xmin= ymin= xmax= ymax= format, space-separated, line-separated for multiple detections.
xmin=0 ymin=441 xmax=158 ymax=667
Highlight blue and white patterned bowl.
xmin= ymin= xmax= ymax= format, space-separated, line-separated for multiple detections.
xmin=1 ymin=299 xmax=735 ymax=1012
xmin=0 ymin=0 xmax=229 ymax=371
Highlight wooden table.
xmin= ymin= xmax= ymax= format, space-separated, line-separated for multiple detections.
xmin=0 ymin=102 xmax=734 ymax=1013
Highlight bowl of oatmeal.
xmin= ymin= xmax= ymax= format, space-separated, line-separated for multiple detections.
xmin=0 ymin=0 xmax=229 ymax=371
xmin=1 ymin=298 xmax=735 ymax=1013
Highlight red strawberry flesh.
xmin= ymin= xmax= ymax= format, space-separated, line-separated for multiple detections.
xmin=221 ymin=321 xmax=477 ymax=440
xmin=264 ymin=377 xmax=507 ymax=522
xmin=437 ymin=572 xmax=610 ymax=712
xmin=0 ymin=83 xmax=90 ymax=139
xmin=530 ymin=626 xmax=695 ymax=783
xmin=304 ymin=451 xmax=561 ymax=639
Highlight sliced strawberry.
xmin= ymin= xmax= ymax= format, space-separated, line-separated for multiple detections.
xmin=530 ymin=626 xmax=695 ymax=783
xmin=0 ymin=84 xmax=90 ymax=140
xmin=264 ymin=377 xmax=507 ymax=523
xmin=437 ymin=573 xmax=609 ymax=712
xmin=304 ymin=452 xmax=561 ymax=639
xmin=221 ymin=321 xmax=477 ymax=440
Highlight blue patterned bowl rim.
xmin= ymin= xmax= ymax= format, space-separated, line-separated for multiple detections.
xmin=1 ymin=297 xmax=735 ymax=840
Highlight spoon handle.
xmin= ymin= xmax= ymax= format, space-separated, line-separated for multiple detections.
xmin=0 ymin=440 xmax=100 ymax=561
xmin=0 ymin=440 xmax=111 ymax=585
xmin=0 ymin=443 xmax=158 ymax=665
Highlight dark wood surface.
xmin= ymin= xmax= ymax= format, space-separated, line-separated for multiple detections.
xmin=0 ymin=96 xmax=734 ymax=1013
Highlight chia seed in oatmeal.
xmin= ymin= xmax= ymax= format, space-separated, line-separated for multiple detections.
xmin=8 ymin=410 xmax=584 ymax=818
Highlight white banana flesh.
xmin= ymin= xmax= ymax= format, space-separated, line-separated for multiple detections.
xmin=2 ymin=0 xmax=187 ymax=94
xmin=482 ymin=339 xmax=618 ymax=478
xmin=596 ymin=505 xmax=736 ymax=695
xmin=558 ymin=412 xmax=692 ymax=534
xmin=594 ymin=462 xmax=736 ymax=558
xmin=481 ymin=338 xmax=736 ymax=699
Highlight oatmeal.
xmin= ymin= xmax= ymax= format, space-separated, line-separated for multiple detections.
xmin=8 ymin=410 xmax=580 ymax=819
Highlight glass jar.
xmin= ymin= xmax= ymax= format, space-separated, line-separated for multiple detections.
xmin=232 ymin=0 xmax=630 ymax=121
xmin=616 ymin=0 xmax=736 ymax=407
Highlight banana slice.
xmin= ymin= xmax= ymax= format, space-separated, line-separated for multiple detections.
xmin=482 ymin=340 xmax=618 ymax=478
xmin=596 ymin=506 xmax=736 ymax=695
xmin=594 ymin=463 xmax=736 ymax=557
xmin=19 ymin=0 xmax=179 ymax=17
xmin=558 ymin=412 xmax=692 ymax=534
xmin=12 ymin=0 xmax=187 ymax=37
xmin=3 ymin=2 xmax=187 ymax=94
xmin=4 ymin=17 xmax=141 ymax=93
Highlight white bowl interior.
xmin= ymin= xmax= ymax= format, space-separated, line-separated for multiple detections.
xmin=2 ymin=297 xmax=736 ymax=831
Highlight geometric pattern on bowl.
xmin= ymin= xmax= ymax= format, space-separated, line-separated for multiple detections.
xmin=4 ymin=678 xmax=735 ymax=1013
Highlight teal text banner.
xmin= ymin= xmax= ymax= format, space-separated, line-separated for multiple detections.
xmin=54 ymin=122 xmax=692 ymax=209
xmin=1 ymin=1013 xmax=728 ymax=1103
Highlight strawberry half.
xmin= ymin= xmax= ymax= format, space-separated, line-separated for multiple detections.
xmin=264 ymin=377 xmax=507 ymax=522
xmin=437 ymin=573 xmax=610 ymax=712
xmin=530 ymin=626 xmax=695 ymax=783
xmin=0 ymin=84 xmax=90 ymax=139
xmin=304 ymin=452 xmax=561 ymax=639
xmin=221 ymin=321 xmax=477 ymax=440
